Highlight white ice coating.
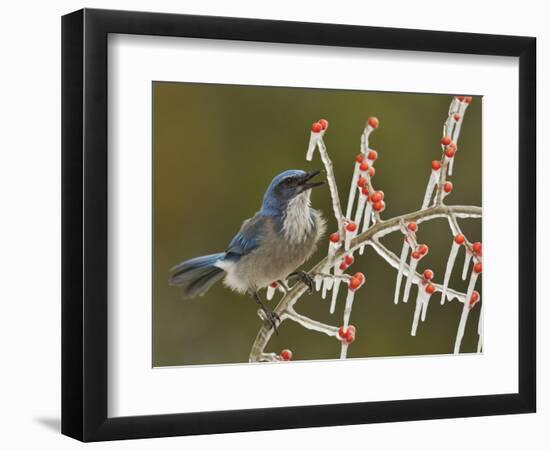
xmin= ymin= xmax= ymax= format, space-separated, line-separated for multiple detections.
xmin=346 ymin=163 xmax=361 ymax=219
xmin=322 ymin=241 xmax=340 ymax=298
xmin=343 ymin=288 xmax=358 ymax=328
xmin=330 ymin=265 xmax=343 ymax=314
xmin=354 ymin=193 xmax=367 ymax=229
xmin=306 ymin=130 xmax=322 ymax=161
xmin=411 ymin=287 xmax=425 ymax=336
xmin=394 ymin=240 xmax=410 ymax=304
xmin=441 ymin=242 xmax=460 ymax=305
xmin=421 ymin=171 xmax=439 ymax=210
xmin=462 ymin=251 xmax=472 ymax=280
xmin=266 ymin=285 xmax=276 ymax=300
xmin=402 ymin=256 xmax=418 ymax=303
xmin=448 ymin=156 xmax=455 ymax=176
xmin=344 ymin=228 xmax=355 ymax=251
xmin=314 ymin=274 xmax=323 ymax=292
xmin=420 ymin=291 xmax=431 ymax=322
xmin=358 ymin=201 xmax=373 ymax=255
xmin=454 ymin=269 xmax=479 ymax=354
xmin=340 ymin=342 xmax=349 ymax=359
xmin=477 ymin=304 xmax=483 ymax=353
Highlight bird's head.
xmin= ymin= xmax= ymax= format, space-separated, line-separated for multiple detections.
xmin=261 ymin=169 xmax=324 ymax=215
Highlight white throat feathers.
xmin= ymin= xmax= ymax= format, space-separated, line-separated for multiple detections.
xmin=282 ymin=191 xmax=314 ymax=244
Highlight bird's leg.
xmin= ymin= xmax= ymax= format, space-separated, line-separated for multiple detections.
xmin=253 ymin=291 xmax=280 ymax=334
xmin=288 ymin=271 xmax=315 ymax=293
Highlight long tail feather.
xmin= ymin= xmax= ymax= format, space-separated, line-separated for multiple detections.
xmin=169 ymin=253 xmax=225 ymax=298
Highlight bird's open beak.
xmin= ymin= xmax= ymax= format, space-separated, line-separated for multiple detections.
xmin=299 ymin=169 xmax=325 ymax=191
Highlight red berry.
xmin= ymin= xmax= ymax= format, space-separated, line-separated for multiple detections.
xmin=344 ymin=255 xmax=354 ymax=265
xmin=368 ymin=117 xmax=379 ymax=129
xmin=339 ymin=262 xmax=348 ymax=271
xmin=349 ymin=277 xmax=361 ymax=290
xmin=329 ymin=232 xmax=340 ymax=243
xmin=346 ymin=222 xmax=357 ymax=232
xmin=445 ymin=148 xmax=456 ymax=158
xmin=407 ymin=222 xmax=418 ymax=232
xmin=357 ymin=176 xmax=367 ymax=188
xmin=311 ymin=122 xmax=322 ymax=133
xmin=425 ymin=283 xmax=436 ymax=295
xmin=270 ymin=282 xmax=278 ymax=288
xmin=431 ymin=160 xmax=442 ymax=171
xmin=464 ymin=96 xmax=473 ymax=104
xmin=318 ymin=119 xmax=329 ymax=130
xmin=418 ymin=244 xmax=429 ymax=255
xmin=457 ymin=96 xmax=466 ymax=102
xmin=280 ymin=349 xmax=293 ymax=361
xmin=443 ymin=182 xmax=453 ymax=193
xmin=367 ymin=150 xmax=378 ymax=161
xmin=411 ymin=251 xmax=421 ymax=259
xmin=474 ymin=262 xmax=482 ymax=274
xmin=345 ymin=331 xmax=356 ymax=344
xmin=470 ymin=290 xmax=480 ymax=306
xmin=473 ymin=242 xmax=482 ymax=255
xmin=453 ymin=113 xmax=461 ymax=121
xmin=371 ymin=191 xmax=383 ymax=203
xmin=423 ymin=269 xmax=434 ymax=280
xmin=361 ymin=187 xmax=369 ymax=196
xmin=353 ymin=272 xmax=365 ymax=283
xmin=441 ymin=136 xmax=452 ymax=146
xmin=355 ymin=153 xmax=365 ymax=163
xmin=373 ymin=200 xmax=385 ymax=212
xmin=368 ymin=167 xmax=376 ymax=177
xmin=359 ymin=162 xmax=370 ymax=172
xmin=454 ymin=234 xmax=465 ymax=245
xmin=338 ymin=327 xmax=347 ymax=339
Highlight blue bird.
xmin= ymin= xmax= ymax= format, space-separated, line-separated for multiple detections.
xmin=169 ymin=169 xmax=326 ymax=331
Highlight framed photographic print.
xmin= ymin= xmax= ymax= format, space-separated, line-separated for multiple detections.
xmin=62 ymin=8 xmax=536 ymax=441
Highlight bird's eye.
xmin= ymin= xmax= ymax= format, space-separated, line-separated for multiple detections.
xmin=283 ymin=177 xmax=294 ymax=186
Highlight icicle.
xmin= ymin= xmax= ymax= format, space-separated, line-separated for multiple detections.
xmin=345 ymin=159 xmax=362 ymax=218
xmin=344 ymin=225 xmax=357 ymax=251
xmin=448 ymin=157 xmax=455 ymax=176
xmin=314 ymin=274 xmax=323 ymax=292
xmin=402 ymin=255 xmax=419 ymax=303
xmin=330 ymin=265 xmax=343 ymax=314
xmin=340 ymin=343 xmax=349 ymax=359
xmin=394 ymin=240 xmax=410 ymax=304
xmin=343 ymin=289 xmax=355 ymax=327
xmin=454 ymin=269 xmax=480 ymax=354
xmin=353 ymin=192 xmax=367 ymax=229
xmin=421 ymin=292 xmax=431 ymax=322
xmin=421 ymin=169 xmax=439 ymax=210
xmin=411 ymin=287 xmax=425 ymax=336
xmin=477 ymin=304 xmax=483 ymax=353
xmin=462 ymin=251 xmax=472 ymax=280
xmin=306 ymin=124 xmax=324 ymax=161
xmin=266 ymin=284 xmax=276 ymax=300
xmin=441 ymin=239 xmax=461 ymax=305
xmin=358 ymin=201 xmax=372 ymax=255
xmin=322 ymin=238 xmax=340 ymax=297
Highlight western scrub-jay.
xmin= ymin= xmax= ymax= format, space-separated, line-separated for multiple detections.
xmin=169 ymin=169 xmax=326 ymax=331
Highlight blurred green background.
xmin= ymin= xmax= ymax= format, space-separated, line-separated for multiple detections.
xmin=153 ymin=82 xmax=482 ymax=367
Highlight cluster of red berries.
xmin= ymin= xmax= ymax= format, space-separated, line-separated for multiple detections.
xmin=348 ymin=272 xmax=365 ymax=291
xmin=411 ymin=243 xmax=429 ymax=260
xmin=338 ymin=325 xmax=356 ymax=344
xmin=455 ymin=235 xmax=483 ymax=272
xmin=280 ymin=349 xmax=293 ymax=361
xmin=421 ymin=269 xmax=436 ymax=295
xmin=311 ymin=119 xmax=329 ymax=133
xmin=339 ymin=254 xmax=355 ymax=271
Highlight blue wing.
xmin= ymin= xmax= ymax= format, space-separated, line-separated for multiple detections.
xmin=225 ymin=215 xmax=266 ymax=260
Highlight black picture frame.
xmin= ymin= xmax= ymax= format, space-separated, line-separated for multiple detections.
xmin=62 ymin=8 xmax=536 ymax=442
